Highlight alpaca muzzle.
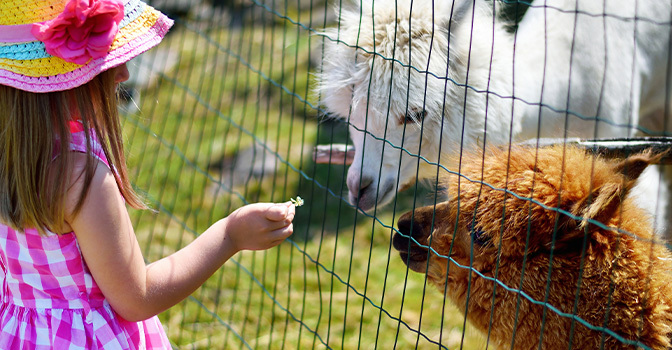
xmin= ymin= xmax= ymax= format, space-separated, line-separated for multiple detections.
xmin=394 ymin=212 xmax=432 ymax=273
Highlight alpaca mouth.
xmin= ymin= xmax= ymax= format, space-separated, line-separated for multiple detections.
xmin=397 ymin=248 xmax=428 ymax=264
xmin=350 ymin=180 xmax=395 ymax=212
xmin=397 ymin=251 xmax=431 ymax=273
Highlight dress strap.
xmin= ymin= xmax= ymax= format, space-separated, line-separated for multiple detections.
xmin=0 ymin=229 xmax=7 ymax=304
xmin=68 ymin=125 xmax=110 ymax=168
xmin=68 ymin=120 xmax=84 ymax=133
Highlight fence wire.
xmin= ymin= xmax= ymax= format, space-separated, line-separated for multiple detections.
xmin=119 ymin=0 xmax=672 ymax=349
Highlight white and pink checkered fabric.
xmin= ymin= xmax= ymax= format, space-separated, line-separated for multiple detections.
xmin=0 ymin=128 xmax=171 ymax=349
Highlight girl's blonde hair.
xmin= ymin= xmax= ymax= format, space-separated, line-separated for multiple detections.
xmin=0 ymin=68 xmax=146 ymax=235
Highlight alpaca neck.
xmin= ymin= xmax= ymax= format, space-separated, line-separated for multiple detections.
xmin=441 ymin=4 xmax=526 ymax=149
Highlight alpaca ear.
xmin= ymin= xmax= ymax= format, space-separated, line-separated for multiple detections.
xmin=436 ymin=0 xmax=472 ymax=31
xmin=547 ymin=151 xmax=662 ymax=251
xmin=433 ymin=1 xmax=453 ymax=28
xmin=613 ymin=150 xmax=662 ymax=183
xmin=550 ymin=177 xmax=628 ymax=252
xmin=574 ymin=151 xmax=661 ymax=230
xmin=575 ymin=182 xmax=624 ymax=230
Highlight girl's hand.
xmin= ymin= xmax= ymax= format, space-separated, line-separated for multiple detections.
xmin=223 ymin=202 xmax=295 ymax=252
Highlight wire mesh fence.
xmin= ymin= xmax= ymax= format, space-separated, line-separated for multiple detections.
xmin=120 ymin=0 xmax=672 ymax=348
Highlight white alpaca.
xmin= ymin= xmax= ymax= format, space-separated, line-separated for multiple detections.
xmin=315 ymin=0 xmax=672 ymax=234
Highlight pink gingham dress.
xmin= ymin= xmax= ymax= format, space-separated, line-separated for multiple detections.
xmin=0 ymin=126 xmax=172 ymax=349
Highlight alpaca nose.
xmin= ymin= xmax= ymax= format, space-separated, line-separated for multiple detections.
xmin=393 ymin=211 xmax=425 ymax=251
xmin=394 ymin=211 xmax=432 ymax=272
xmin=347 ymin=175 xmax=374 ymax=202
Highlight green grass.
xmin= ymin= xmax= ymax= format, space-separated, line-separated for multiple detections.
xmin=120 ymin=5 xmax=486 ymax=349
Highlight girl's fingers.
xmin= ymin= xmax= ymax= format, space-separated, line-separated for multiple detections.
xmin=266 ymin=212 xmax=294 ymax=231
xmin=267 ymin=221 xmax=289 ymax=232
xmin=265 ymin=202 xmax=293 ymax=221
xmin=270 ymin=225 xmax=293 ymax=240
xmin=270 ymin=238 xmax=286 ymax=247
xmin=260 ymin=203 xmax=295 ymax=247
xmin=259 ymin=225 xmax=293 ymax=249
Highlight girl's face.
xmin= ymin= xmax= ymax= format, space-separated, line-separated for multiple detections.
xmin=68 ymin=63 xmax=130 ymax=121
xmin=114 ymin=63 xmax=130 ymax=84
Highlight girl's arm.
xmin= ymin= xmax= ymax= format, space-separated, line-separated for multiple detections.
xmin=65 ymin=154 xmax=295 ymax=322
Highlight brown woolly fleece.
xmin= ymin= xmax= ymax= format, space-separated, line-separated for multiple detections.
xmin=393 ymin=145 xmax=672 ymax=350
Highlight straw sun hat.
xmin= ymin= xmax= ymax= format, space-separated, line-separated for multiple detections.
xmin=0 ymin=0 xmax=173 ymax=93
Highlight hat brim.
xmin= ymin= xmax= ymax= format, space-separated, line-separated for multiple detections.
xmin=0 ymin=0 xmax=173 ymax=93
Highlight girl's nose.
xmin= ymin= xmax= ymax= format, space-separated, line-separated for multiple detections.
xmin=114 ymin=63 xmax=130 ymax=84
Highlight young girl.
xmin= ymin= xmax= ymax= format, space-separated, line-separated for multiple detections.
xmin=0 ymin=0 xmax=295 ymax=348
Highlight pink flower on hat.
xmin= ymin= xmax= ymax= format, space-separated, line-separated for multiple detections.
xmin=31 ymin=0 xmax=124 ymax=65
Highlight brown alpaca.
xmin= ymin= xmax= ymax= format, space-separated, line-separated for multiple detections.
xmin=393 ymin=146 xmax=672 ymax=350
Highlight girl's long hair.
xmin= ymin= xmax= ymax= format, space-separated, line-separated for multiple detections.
xmin=0 ymin=68 xmax=146 ymax=235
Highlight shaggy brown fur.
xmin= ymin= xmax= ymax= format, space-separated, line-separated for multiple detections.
xmin=393 ymin=146 xmax=672 ymax=350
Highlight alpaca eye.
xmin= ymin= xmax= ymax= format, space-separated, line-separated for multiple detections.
xmin=467 ymin=220 xmax=489 ymax=246
xmin=402 ymin=109 xmax=427 ymax=125
xmin=471 ymin=227 xmax=489 ymax=246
